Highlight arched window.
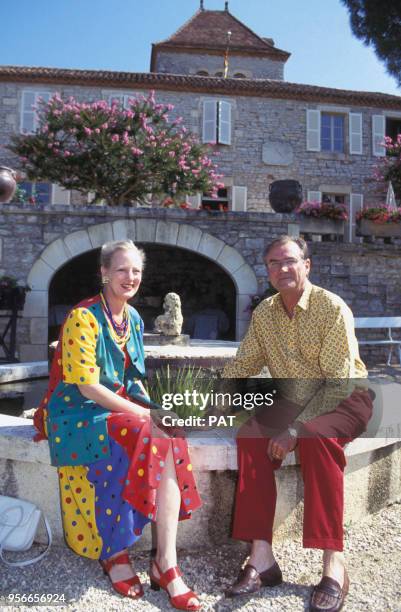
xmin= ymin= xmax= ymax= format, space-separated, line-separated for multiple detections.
xmin=196 ymin=70 xmax=209 ymax=76
xmin=234 ymin=73 xmax=246 ymax=78
xmin=214 ymin=71 xmax=223 ymax=77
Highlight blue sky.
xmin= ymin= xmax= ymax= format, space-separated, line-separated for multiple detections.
xmin=1 ymin=0 xmax=399 ymax=95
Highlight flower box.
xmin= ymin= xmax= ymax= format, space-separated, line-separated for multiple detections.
xmin=299 ymin=217 xmax=345 ymax=236
xmin=356 ymin=218 xmax=401 ymax=238
xmin=0 ymin=286 xmax=28 ymax=310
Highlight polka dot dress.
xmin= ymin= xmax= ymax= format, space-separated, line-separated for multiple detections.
xmin=34 ymin=295 xmax=202 ymax=560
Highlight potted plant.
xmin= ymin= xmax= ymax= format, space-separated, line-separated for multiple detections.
xmin=356 ymin=205 xmax=401 ymax=238
xmin=295 ymin=200 xmax=348 ymax=237
xmin=0 ymin=276 xmax=30 ymax=310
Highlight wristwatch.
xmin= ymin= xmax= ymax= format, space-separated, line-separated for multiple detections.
xmin=287 ymin=424 xmax=299 ymax=439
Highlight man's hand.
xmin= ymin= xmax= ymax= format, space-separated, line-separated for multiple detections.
xmin=267 ymin=430 xmax=297 ymax=462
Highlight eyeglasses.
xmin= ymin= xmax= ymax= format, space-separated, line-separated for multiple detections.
xmin=266 ymin=258 xmax=304 ymax=271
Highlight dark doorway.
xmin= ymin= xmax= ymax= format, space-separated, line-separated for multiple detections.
xmin=48 ymin=245 xmax=236 ymax=341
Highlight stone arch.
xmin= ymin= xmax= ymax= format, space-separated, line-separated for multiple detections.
xmin=22 ymin=219 xmax=257 ymax=360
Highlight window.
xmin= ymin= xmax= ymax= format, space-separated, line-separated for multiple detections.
xmin=202 ymin=100 xmax=232 ymax=145
xmin=19 ymin=182 xmax=51 ymax=204
xmin=308 ymin=190 xmax=347 ymax=206
xmin=321 ymin=114 xmax=344 ymax=153
xmin=307 ymin=110 xmax=362 ymax=154
xmin=386 ymin=117 xmax=401 ymax=144
xmin=201 ymin=188 xmax=228 ymax=211
xmin=198 ymin=186 xmax=247 ymax=212
xmin=214 ymin=71 xmax=223 ymax=77
xmin=109 ymin=93 xmax=134 ymax=109
xmin=322 ymin=193 xmax=345 ymax=205
xmin=372 ymin=115 xmax=401 ymax=157
xmin=20 ymin=91 xmax=52 ymax=134
xmin=234 ymin=73 xmax=246 ymax=78
xmin=196 ymin=70 xmax=209 ymax=76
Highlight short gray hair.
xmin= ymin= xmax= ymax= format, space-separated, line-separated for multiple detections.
xmin=263 ymin=235 xmax=309 ymax=261
xmin=100 ymin=240 xmax=145 ymax=269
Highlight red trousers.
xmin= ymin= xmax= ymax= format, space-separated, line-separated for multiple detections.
xmin=232 ymin=390 xmax=373 ymax=552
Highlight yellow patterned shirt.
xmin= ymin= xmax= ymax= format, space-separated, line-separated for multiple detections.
xmin=223 ymin=281 xmax=368 ymax=420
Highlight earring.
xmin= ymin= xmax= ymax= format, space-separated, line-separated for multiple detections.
xmin=102 ymin=276 xmax=110 ymax=285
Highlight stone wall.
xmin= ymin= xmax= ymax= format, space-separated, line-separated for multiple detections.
xmin=0 ymin=205 xmax=400 ymax=364
xmin=153 ymin=50 xmax=285 ymax=79
xmin=0 ymin=81 xmax=389 ymax=213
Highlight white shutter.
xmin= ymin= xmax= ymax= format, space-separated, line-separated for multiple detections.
xmin=232 ymin=186 xmax=247 ymax=211
xmin=202 ymin=100 xmax=217 ymax=143
xmin=185 ymin=193 xmax=201 ymax=209
xmin=307 ymin=190 xmax=322 ymax=203
xmin=350 ymin=193 xmax=363 ymax=242
xmin=52 ymin=184 xmax=71 ymax=206
xmin=349 ymin=113 xmax=363 ymax=154
xmin=306 ymin=110 xmax=321 ymax=151
xmin=123 ymin=95 xmax=132 ymax=109
xmin=20 ymin=92 xmax=36 ymax=134
xmin=218 ymin=101 xmax=231 ymax=145
xmin=372 ymin=115 xmax=386 ymax=156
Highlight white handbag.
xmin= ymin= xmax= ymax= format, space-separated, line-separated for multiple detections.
xmin=0 ymin=495 xmax=52 ymax=567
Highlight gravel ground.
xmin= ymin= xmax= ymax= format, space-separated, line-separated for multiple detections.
xmin=1 ymin=501 xmax=400 ymax=612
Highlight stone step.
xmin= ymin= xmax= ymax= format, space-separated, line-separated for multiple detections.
xmin=1 ymin=392 xmax=400 ymax=551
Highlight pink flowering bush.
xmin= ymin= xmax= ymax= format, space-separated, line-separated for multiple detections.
xmin=374 ymin=135 xmax=401 ymax=199
xmin=356 ymin=205 xmax=401 ymax=224
xmin=295 ymin=201 xmax=348 ymax=221
xmin=9 ymin=92 xmax=223 ymax=207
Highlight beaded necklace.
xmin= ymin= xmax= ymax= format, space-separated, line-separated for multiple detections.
xmin=100 ymin=292 xmax=130 ymax=346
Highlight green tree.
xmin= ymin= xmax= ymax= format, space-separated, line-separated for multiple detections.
xmin=341 ymin=0 xmax=401 ymax=86
xmin=9 ymin=92 xmax=223 ymax=207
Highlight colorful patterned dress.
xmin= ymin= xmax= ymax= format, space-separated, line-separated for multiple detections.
xmin=33 ymin=295 xmax=201 ymax=560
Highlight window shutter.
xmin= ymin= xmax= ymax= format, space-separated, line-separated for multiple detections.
xmin=34 ymin=92 xmax=50 ymax=131
xmin=372 ymin=115 xmax=385 ymax=156
xmin=349 ymin=113 xmax=363 ymax=154
xmin=232 ymin=186 xmax=247 ymax=211
xmin=202 ymin=100 xmax=217 ymax=143
xmin=185 ymin=193 xmax=201 ymax=209
xmin=21 ymin=92 xmax=36 ymax=134
xmin=350 ymin=193 xmax=363 ymax=242
xmin=307 ymin=190 xmax=322 ymax=202
xmin=123 ymin=95 xmax=132 ymax=109
xmin=218 ymin=101 xmax=231 ymax=145
xmin=52 ymin=183 xmax=71 ymax=206
xmin=306 ymin=110 xmax=321 ymax=151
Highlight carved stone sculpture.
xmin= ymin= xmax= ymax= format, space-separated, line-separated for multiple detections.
xmin=154 ymin=292 xmax=183 ymax=336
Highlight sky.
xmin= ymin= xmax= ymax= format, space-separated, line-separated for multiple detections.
xmin=1 ymin=0 xmax=399 ymax=96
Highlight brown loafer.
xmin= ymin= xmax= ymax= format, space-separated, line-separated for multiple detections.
xmin=225 ymin=562 xmax=283 ymax=598
xmin=309 ymin=569 xmax=349 ymax=612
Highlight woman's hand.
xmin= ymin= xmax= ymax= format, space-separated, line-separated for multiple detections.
xmin=78 ymin=383 xmax=150 ymax=419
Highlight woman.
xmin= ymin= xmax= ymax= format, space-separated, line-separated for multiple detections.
xmin=34 ymin=240 xmax=201 ymax=610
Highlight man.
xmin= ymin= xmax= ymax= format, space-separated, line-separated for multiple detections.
xmin=223 ymin=236 xmax=372 ymax=612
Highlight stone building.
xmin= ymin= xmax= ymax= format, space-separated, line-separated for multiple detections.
xmin=0 ymin=4 xmax=401 ymax=360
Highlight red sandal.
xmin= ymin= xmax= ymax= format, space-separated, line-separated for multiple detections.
xmin=99 ymin=551 xmax=143 ymax=599
xmin=150 ymin=560 xmax=201 ymax=611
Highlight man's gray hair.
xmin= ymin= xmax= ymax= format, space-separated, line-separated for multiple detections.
xmin=263 ymin=235 xmax=309 ymax=260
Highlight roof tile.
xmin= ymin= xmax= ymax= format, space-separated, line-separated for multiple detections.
xmin=155 ymin=9 xmax=290 ymax=58
xmin=1 ymin=65 xmax=401 ymax=109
